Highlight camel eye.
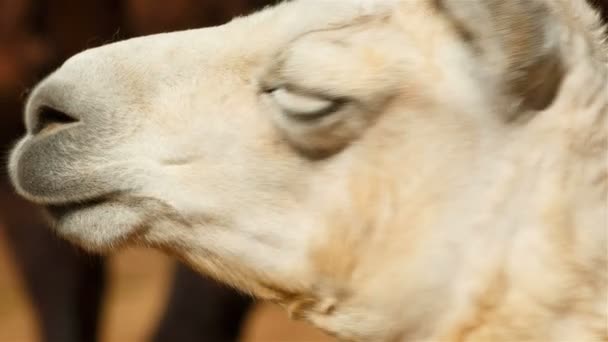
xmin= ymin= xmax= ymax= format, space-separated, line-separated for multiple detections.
xmin=263 ymin=84 xmax=366 ymax=158
xmin=269 ymin=87 xmax=341 ymax=121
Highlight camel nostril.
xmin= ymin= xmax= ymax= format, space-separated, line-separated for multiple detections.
xmin=32 ymin=105 xmax=79 ymax=135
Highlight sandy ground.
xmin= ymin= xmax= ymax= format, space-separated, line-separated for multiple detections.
xmin=0 ymin=225 xmax=334 ymax=342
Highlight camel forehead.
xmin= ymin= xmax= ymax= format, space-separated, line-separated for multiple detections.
xmin=60 ymin=0 xmax=403 ymax=69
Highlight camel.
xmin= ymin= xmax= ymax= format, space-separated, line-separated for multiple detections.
xmin=7 ymin=0 xmax=608 ymax=340
xmin=0 ymin=2 xmax=268 ymax=341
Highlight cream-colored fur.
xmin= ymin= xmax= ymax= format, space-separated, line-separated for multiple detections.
xmin=8 ymin=0 xmax=608 ymax=340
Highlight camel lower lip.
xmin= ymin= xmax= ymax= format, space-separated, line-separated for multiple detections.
xmin=44 ymin=196 xmax=151 ymax=252
xmin=45 ymin=197 xmax=108 ymax=220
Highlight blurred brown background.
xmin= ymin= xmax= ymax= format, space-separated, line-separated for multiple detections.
xmin=0 ymin=1 xmax=335 ymax=341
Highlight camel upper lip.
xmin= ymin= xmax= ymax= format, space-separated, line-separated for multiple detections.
xmin=45 ymin=196 xmax=107 ymax=217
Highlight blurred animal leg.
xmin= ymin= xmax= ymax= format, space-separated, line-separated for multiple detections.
xmin=152 ymin=263 xmax=253 ymax=342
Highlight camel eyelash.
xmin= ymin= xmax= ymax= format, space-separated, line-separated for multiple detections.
xmin=266 ymin=85 xmax=348 ymax=122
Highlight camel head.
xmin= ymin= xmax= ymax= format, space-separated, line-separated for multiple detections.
xmin=8 ymin=0 xmax=607 ymax=340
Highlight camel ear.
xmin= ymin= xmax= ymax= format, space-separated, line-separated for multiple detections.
xmin=436 ymin=0 xmax=565 ymax=119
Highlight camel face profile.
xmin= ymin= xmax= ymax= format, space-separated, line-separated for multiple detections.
xmin=8 ymin=0 xmax=607 ymax=340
